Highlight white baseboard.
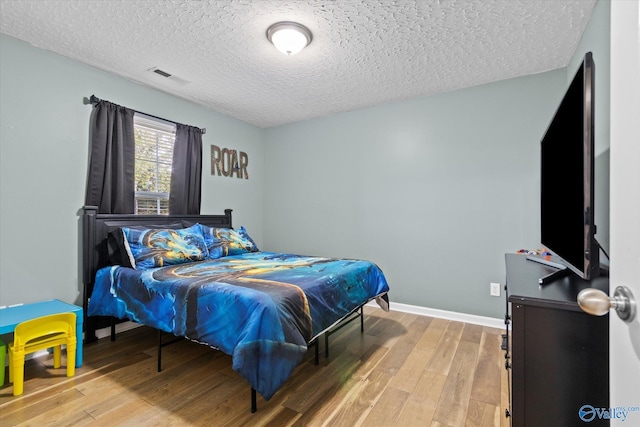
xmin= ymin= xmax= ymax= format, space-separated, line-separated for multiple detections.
xmin=367 ymin=300 xmax=504 ymax=329
xmin=94 ymin=321 xmax=142 ymax=339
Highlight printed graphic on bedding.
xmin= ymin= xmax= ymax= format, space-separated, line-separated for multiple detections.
xmin=199 ymin=225 xmax=259 ymax=259
xmin=122 ymin=224 xmax=209 ymax=269
xmin=88 ymin=252 xmax=390 ymax=400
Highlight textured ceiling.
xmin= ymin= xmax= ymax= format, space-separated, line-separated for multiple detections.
xmin=0 ymin=0 xmax=596 ymax=128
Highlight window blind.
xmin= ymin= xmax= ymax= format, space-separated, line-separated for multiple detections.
xmin=133 ymin=114 xmax=176 ymax=215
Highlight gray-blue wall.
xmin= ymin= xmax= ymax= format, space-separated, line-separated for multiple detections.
xmin=0 ymin=34 xmax=264 ymax=307
xmin=262 ymin=71 xmax=564 ymax=318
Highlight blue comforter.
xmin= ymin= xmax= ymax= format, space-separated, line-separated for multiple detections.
xmin=88 ymin=251 xmax=390 ymax=400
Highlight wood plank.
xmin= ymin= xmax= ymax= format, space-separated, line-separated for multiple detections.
xmin=388 ymin=316 xmax=448 ymax=393
xmin=461 ymin=323 xmax=484 ymax=344
xmin=426 ymin=320 xmax=464 ymax=375
xmin=10 ymin=389 xmax=95 ymax=427
xmin=193 ymin=382 xmax=264 ymax=426
xmin=282 ymin=344 xmax=389 ymax=425
xmin=305 ymin=368 xmax=393 ymax=427
xmin=483 ymin=404 xmax=500 ymax=427
xmin=1 ymin=351 xmax=153 ymax=421
xmin=137 ymin=376 xmax=248 ymax=426
xmin=470 ymin=332 xmax=502 ymax=406
xmin=396 ymin=396 xmax=437 ymax=426
xmin=251 ymin=405 xmax=302 ymax=427
xmin=483 ymin=326 xmax=503 ymax=336
xmin=365 ymin=310 xmax=407 ymax=339
xmin=432 ymin=340 xmax=480 ymax=426
xmin=360 ymin=386 xmax=410 ymax=426
xmin=428 ymin=317 xmax=449 ymax=330
xmin=400 ymin=314 xmax=432 ymax=346
xmin=387 ymin=343 xmax=432 ymax=393
xmin=414 ymin=322 xmax=445 ymax=354
xmin=83 ymin=398 xmax=157 ymax=427
xmin=465 ymin=399 xmax=500 ymax=427
xmin=465 ymin=398 xmax=487 ymax=427
xmin=411 ymin=370 xmax=447 ymax=408
xmin=376 ymin=334 xmax=418 ymax=377
xmin=284 ymin=350 xmax=361 ymax=413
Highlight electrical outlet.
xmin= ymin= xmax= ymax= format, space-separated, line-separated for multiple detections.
xmin=490 ymin=282 xmax=501 ymax=297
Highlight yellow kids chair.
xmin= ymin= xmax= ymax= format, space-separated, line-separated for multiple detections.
xmin=8 ymin=312 xmax=76 ymax=396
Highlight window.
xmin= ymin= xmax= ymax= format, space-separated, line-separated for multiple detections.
xmin=133 ymin=114 xmax=176 ymax=214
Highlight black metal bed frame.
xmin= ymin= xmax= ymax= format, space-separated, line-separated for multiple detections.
xmin=81 ymin=206 xmax=371 ymax=413
xmin=157 ymin=303 xmax=365 ymax=412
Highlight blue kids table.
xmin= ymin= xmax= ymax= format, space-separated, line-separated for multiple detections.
xmin=0 ymin=299 xmax=83 ymax=367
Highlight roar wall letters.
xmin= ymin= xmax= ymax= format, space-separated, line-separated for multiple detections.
xmin=211 ymin=145 xmax=249 ymax=179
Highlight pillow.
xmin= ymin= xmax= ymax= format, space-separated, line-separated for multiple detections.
xmin=121 ymin=223 xmax=209 ymax=269
xmin=199 ymin=224 xmax=259 ymax=259
xmin=107 ymin=228 xmax=132 ymax=267
xmin=107 ymin=223 xmax=183 ymax=268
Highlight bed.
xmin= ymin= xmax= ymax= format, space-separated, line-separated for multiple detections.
xmin=81 ymin=206 xmax=390 ymax=411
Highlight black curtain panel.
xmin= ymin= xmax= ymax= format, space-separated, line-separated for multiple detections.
xmin=170 ymin=123 xmax=202 ymax=214
xmin=85 ymin=100 xmax=135 ymax=214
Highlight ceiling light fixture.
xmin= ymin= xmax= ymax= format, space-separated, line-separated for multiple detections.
xmin=266 ymin=21 xmax=312 ymax=55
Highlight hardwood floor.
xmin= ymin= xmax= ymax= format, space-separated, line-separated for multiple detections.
xmin=0 ymin=307 xmax=509 ymax=426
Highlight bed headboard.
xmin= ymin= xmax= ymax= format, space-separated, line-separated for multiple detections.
xmin=81 ymin=205 xmax=232 ymax=340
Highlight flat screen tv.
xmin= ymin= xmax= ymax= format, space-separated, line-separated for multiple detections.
xmin=538 ymin=51 xmax=599 ymax=281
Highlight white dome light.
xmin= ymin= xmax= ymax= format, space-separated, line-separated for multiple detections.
xmin=267 ymin=22 xmax=312 ymax=55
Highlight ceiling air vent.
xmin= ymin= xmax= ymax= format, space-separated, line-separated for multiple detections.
xmin=153 ymin=68 xmax=172 ymax=78
xmin=147 ymin=67 xmax=190 ymax=86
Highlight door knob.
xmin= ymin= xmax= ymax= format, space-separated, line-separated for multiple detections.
xmin=577 ymin=286 xmax=637 ymax=323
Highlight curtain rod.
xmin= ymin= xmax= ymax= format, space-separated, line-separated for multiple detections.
xmin=88 ymin=95 xmax=206 ymax=134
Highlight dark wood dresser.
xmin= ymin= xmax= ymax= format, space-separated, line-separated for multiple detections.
xmin=504 ymin=253 xmax=610 ymax=426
